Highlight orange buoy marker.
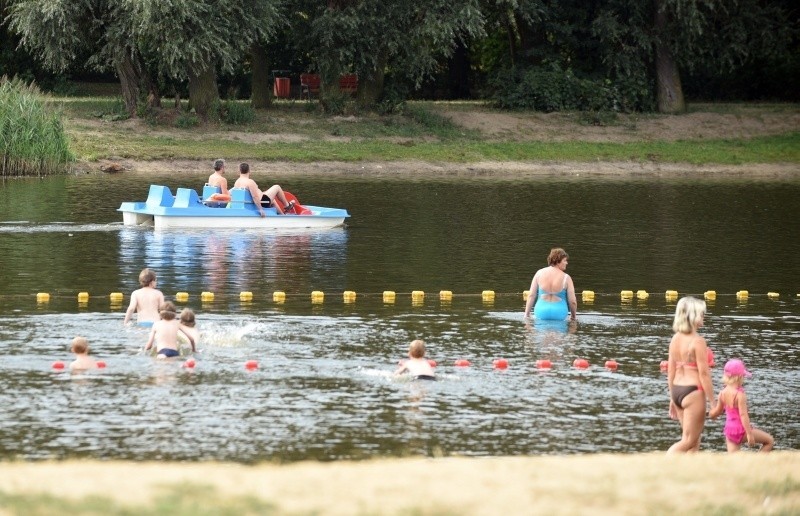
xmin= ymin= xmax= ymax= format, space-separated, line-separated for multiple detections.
xmin=604 ymin=360 xmax=618 ymax=371
xmin=535 ymin=359 xmax=552 ymax=370
xmin=660 ymin=360 xmax=668 ymax=372
xmin=183 ymin=358 xmax=196 ymax=369
xmin=52 ymin=361 xmax=65 ymax=370
xmin=96 ymin=361 xmax=106 ymax=369
xmin=573 ymin=358 xmax=590 ymax=370
xmin=707 ymin=347 xmax=715 ymax=367
xmin=454 ymin=359 xmax=471 ymax=367
xmin=493 ymin=358 xmax=509 ymax=369
xmin=244 ymin=360 xmax=259 ymax=370
xmin=427 ymin=359 xmax=437 ymax=368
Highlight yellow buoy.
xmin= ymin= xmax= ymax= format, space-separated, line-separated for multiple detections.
xmin=343 ymin=291 xmax=356 ymax=303
xmin=36 ymin=292 xmax=50 ymax=303
xmin=665 ymin=290 xmax=678 ymax=299
xmin=620 ymin=290 xmax=633 ymax=298
xmin=767 ymin=292 xmax=779 ymax=299
xmin=522 ymin=290 xmax=530 ymax=301
xmin=110 ymin=292 xmax=123 ymax=302
xmin=77 ymin=292 xmax=90 ymax=303
xmin=411 ymin=290 xmax=425 ymax=300
xmin=201 ymin=291 xmax=214 ymax=302
xmin=736 ymin=290 xmax=749 ymax=300
xmin=439 ymin=290 xmax=453 ymax=301
xmin=273 ymin=291 xmax=286 ymax=303
xmin=704 ymin=290 xmax=717 ymax=301
xmin=481 ymin=290 xmax=495 ymax=302
xmin=176 ymin=292 xmax=189 ymax=302
xmin=311 ymin=291 xmax=324 ymax=303
xmin=581 ymin=290 xmax=595 ymax=302
xmin=383 ymin=291 xmax=396 ymax=303
xmin=636 ymin=290 xmax=649 ymax=300
xmin=240 ymin=291 xmax=253 ymax=301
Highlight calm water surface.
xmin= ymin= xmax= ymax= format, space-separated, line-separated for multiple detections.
xmin=0 ymin=171 xmax=798 ymax=461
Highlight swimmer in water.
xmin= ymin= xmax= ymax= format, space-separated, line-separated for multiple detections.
xmin=69 ymin=336 xmax=99 ymax=371
xmin=395 ymin=339 xmax=436 ymax=381
xmin=123 ymin=268 xmax=165 ymax=327
xmin=145 ymin=302 xmax=193 ymax=359
xmin=178 ymin=308 xmax=199 ymax=353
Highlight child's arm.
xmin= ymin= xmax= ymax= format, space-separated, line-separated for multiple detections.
xmin=394 ymin=360 xmax=408 ymax=375
xmin=123 ymin=291 xmax=138 ymax=324
xmin=179 ymin=326 xmax=196 ymax=352
xmin=737 ymin=392 xmax=755 ymax=446
xmin=144 ymin=326 xmax=156 ymax=351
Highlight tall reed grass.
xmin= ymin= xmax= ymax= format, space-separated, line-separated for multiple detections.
xmin=1 ymin=77 xmax=73 ymax=176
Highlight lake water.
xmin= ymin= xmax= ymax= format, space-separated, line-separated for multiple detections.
xmin=0 ymin=171 xmax=798 ymax=461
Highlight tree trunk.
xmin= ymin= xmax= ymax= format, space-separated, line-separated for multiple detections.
xmin=448 ymin=40 xmax=471 ymax=99
xmin=654 ymin=2 xmax=685 ymax=113
xmin=250 ymin=44 xmax=271 ymax=109
xmin=358 ymin=51 xmax=387 ymax=108
xmin=115 ymin=52 xmax=140 ymax=118
xmin=188 ymin=64 xmax=219 ymax=120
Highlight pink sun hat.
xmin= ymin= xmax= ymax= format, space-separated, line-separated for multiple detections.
xmin=724 ymin=359 xmax=752 ymax=377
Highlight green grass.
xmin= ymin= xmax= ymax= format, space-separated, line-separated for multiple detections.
xmin=68 ymin=127 xmax=800 ymax=165
xmin=0 ymin=484 xmax=279 ymax=516
xmin=45 ymin=94 xmax=800 ymax=166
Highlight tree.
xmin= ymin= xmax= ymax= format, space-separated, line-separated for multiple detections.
xmin=8 ymin=0 xmax=153 ymax=116
xmin=8 ymin=0 xmax=283 ymax=118
xmin=123 ymin=0 xmax=283 ymax=118
xmin=293 ymin=0 xmax=485 ymax=110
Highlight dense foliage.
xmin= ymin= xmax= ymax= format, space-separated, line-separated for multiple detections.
xmin=2 ymin=0 xmax=797 ymax=114
xmin=0 ymin=77 xmax=72 ymax=176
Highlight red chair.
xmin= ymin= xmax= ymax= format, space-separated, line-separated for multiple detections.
xmin=300 ymin=73 xmax=321 ymax=100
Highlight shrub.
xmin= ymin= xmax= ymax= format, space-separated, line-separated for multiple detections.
xmin=0 ymin=77 xmax=73 ymax=176
xmin=490 ymin=65 xmax=651 ymax=112
xmin=176 ymin=112 xmax=200 ymax=128
xmin=223 ymin=100 xmax=255 ymax=125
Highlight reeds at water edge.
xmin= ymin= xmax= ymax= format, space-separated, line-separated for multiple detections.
xmin=1 ymin=77 xmax=73 ymax=177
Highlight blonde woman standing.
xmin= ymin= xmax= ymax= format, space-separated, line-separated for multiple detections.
xmin=667 ymin=296 xmax=715 ymax=453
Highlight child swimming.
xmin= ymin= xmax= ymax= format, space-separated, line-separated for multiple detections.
xmin=395 ymin=339 xmax=436 ymax=380
xmin=69 ymin=336 xmax=99 ymax=371
xmin=144 ymin=302 xmax=187 ymax=359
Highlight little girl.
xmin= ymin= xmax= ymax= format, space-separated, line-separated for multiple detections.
xmin=709 ymin=359 xmax=774 ymax=452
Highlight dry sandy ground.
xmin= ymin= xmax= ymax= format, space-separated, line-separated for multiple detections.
xmin=0 ymin=453 xmax=797 ymax=514
xmin=92 ymin=158 xmax=799 ymax=180
xmin=83 ymin=104 xmax=799 ymax=178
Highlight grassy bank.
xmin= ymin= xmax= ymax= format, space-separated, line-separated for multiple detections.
xmin=51 ymin=96 xmax=800 ymax=167
xmin=0 ymin=453 xmax=797 ymax=515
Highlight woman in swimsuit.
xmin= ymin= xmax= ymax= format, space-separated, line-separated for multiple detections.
xmin=667 ymin=296 xmax=715 ymax=453
xmin=523 ymin=248 xmax=577 ymax=321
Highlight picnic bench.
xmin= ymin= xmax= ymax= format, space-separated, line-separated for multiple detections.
xmin=339 ymin=74 xmax=358 ymax=95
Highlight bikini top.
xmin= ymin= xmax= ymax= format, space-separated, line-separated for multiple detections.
xmin=675 ymin=337 xmax=700 ymax=369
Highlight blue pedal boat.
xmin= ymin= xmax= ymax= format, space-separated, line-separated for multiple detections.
xmin=118 ymin=185 xmax=349 ymax=230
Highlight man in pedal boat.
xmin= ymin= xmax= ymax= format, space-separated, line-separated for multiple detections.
xmin=233 ymin=162 xmax=295 ymax=217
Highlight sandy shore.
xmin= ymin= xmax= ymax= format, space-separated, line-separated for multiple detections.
xmin=85 ymin=158 xmax=800 ymax=180
xmin=0 ymin=453 xmax=797 ymax=514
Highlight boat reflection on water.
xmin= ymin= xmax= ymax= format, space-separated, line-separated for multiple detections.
xmin=118 ymin=227 xmax=350 ymax=298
